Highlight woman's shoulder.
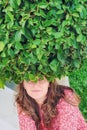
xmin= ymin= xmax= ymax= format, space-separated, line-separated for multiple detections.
xmin=57 ymin=88 xmax=80 ymax=109
xmin=56 ymin=88 xmax=81 ymax=121
xmin=16 ymin=103 xmax=30 ymax=118
xmin=55 ymin=88 xmax=87 ymax=130
xmin=64 ymin=88 xmax=80 ymax=105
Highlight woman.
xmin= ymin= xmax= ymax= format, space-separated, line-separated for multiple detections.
xmin=16 ymin=77 xmax=87 ymax=130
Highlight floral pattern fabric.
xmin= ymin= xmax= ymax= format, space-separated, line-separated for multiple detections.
xmin=17 ymin=90 xmax=87 ymax=130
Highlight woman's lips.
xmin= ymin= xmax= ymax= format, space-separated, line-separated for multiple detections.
xmin=32 ymin=90 xmax=41 ymax=92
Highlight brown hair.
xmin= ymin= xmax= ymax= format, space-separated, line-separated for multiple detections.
xmin=15 ymin=80 xmax=80 ymax=130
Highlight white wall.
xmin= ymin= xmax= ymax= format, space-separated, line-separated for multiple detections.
xmin=0 ymin=87 xmax=20 ymax=130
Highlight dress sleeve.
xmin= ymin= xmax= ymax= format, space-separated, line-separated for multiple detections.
xmin=58 ymin=100 xmax=78 ymax=130
xmin=17 ymin=105 xmax=36 ymax=130
xmin=57 ymin=89 xmax=87 ymax=130
xmin=77 ymin=107 xmax=87 ymax=130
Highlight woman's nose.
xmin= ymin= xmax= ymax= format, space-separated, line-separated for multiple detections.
xmin=33 ymin=82 xmax=40 ymax=88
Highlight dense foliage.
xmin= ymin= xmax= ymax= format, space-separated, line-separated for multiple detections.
xmin=69 ymin=59 xmax=87 ymax=121
xmin=0 ymin=0 xmax=87 ymax=86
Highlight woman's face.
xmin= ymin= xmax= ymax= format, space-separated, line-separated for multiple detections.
xmin=23 ymin=78 xmax=49 ymax=105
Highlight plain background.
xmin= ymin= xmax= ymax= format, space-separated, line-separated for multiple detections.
xmin=0 ymin=86 xmax=20 ymax=130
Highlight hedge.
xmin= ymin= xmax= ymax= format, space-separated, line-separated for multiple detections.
xmin=0 ymin=0 xmax=87 ymax=87
xmin=69 ymin=59 xmax=87 ymax=121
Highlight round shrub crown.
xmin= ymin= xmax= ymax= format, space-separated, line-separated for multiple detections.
xmin=0 ymin=0 xmax=87 ymax=86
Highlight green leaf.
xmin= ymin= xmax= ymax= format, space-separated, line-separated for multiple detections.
xmin=73 ymin=59 xmax=80 ymax=68
xmin=15 ymin=42 xmax=23 ymax=50
xmin=8 ymin=49 xmax=15 ymax=57
xmin=57 ymin=10 xmax=64 ymax=15
xmin=29 ymin=73 xmax=37 ymax=81
xmin=2 ymin=58 xmax=9 ymax=66
xmin=76 ymin=4 xmax=84 ymax=13
xmin=57 ymin=50 xmax=65 ymax=65
xmin=0 ymin=79 xmax=4 ymax=88
xmin=38 ymin=3 xmax=48 ymax=9
xmin=36 ymin=48 xmax=44 ymax=60
xmin=15 ymin=30 xmax=22 ymax=42
xmin=1 ymin=52 xmax=6 ymax=57
xmin=9 ymin=0 xmax=18 ymax=9
xmin=49 ymin=59 xmax=58 ymax=72
xmin=38 ymin=64 xmax=43 ymax=71
xmin=44 ymin=19 xmax=56 ymax=27
xmin=0 ymin=41 xmax=5 ymax=52
xmin=7 ymin=12 xmax=14 ymax=22
xmin=31 ymin=44 xmax=37 ymax=49
xmin=75 ymin=25 xmax=81 ymax=34
xmin=54 ymin=32 xmax=63 ymax=38
xmin=39 ymin=10 xmax=46 ymax=18
xmin=33 ymin=39 xmax=41 ymax=45
xmin=17 ymin=0 xmax=21 ymax=6
xmin=46 ymin=27 xmax=53 ymax=35
xmin=72 ymin=13 xmax=79 ymax=17
xmin=3 ymin=6 xmax=13 ymax=13
xmin=77 ymin=34 xmax=83 ymax=42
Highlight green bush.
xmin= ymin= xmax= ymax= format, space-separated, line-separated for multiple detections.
xmin=69 ymin=59 xmax=87 ymax=121
xmin=0 ymin=0 xmax=87 ymax=86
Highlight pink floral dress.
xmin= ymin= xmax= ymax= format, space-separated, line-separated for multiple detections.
xmin=17 ymin=90 xmax=87 ymax=130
